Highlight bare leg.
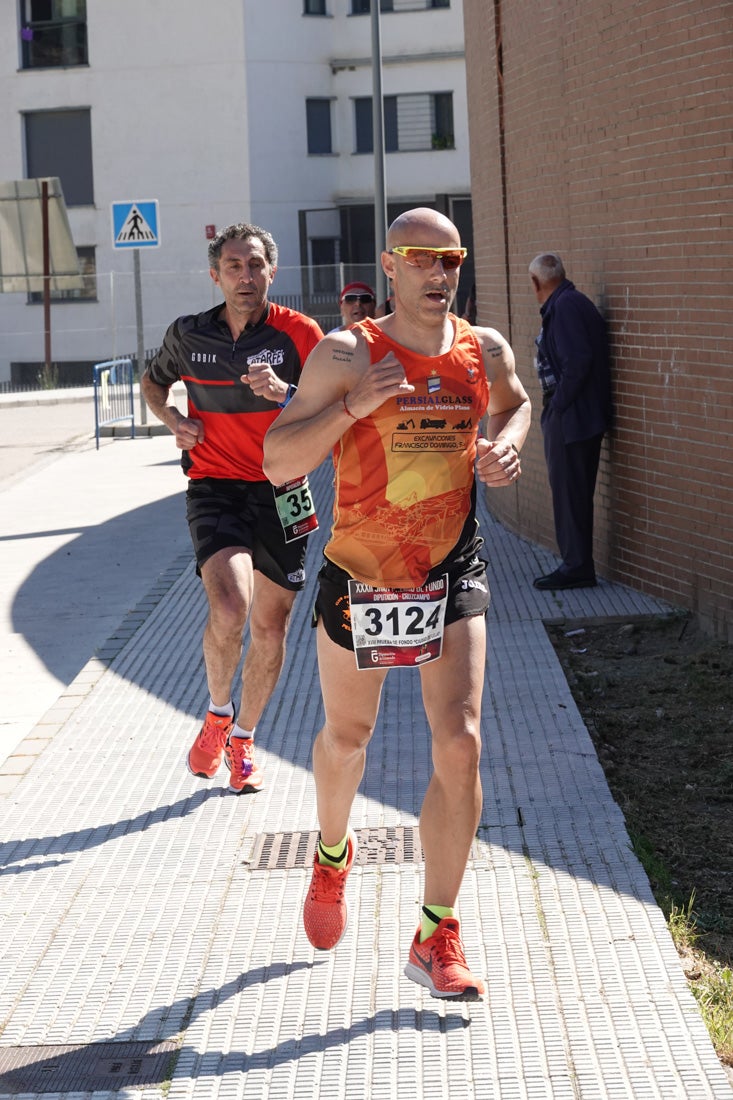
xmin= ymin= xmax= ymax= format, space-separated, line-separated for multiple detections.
xmin=200 ymin=547 xmax=254 ymax=708
xmin=418 ymin=615 xmax=486 ymax=907
xmin=237 ymin=571 xmax=297 ymax=730
xmin=313 ymin=621 xmax=387 ymax=846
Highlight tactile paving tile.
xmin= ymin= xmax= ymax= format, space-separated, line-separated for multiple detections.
xmin=0 ymin=461 xmax=729 ymax=1098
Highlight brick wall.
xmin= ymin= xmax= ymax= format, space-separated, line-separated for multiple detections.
xmin=464 ymin=0 xmax=733 ymax=640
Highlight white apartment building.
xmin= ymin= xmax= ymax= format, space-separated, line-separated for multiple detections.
xmin=0 ymin=0 xmax=472 ymax=386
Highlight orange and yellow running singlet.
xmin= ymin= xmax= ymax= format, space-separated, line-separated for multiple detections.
xmin=325 ymin=316 xmax=490 ymax=589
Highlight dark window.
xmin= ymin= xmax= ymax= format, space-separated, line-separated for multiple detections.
xmin=303 ymin=0 xmax=326 ymax=12
xmin=311 ymin=238 xmax=337 ymax=293
xmin=432 ymin=92 xmax=454 ymax=149
xmin=384 ymin=96 xmax=398 ymax=152
xmin=306 ymin=99 xmax=332 ymax=155
xmin=28 ymin=245 xmax=97 ymax=303
xmin=20 ymin=0 xmax=87 ymax=69
xmin=351 ymin=0 xmax=393 ymax=13
xmin=352 ymin=0 xmax=446 ymax=9
xmin=333 ymin=199 xmax=465 ymax=271
xmin=355 ymin=97 xmax=398 ymax=153
xmin=353 ymin=94 xmax=450 ymax=154
xmin=24 ymin=108 xmax=94 ymax=206
xmin=354 ymin=98 xmax=373 ymax=153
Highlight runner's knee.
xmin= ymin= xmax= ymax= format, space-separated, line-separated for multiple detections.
xmin=322 ymin=718 xmax=374 ymax=759
xmin=432 ymin=724 xmax=481 ymax=775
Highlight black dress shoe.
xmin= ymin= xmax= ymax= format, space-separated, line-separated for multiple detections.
xmin=533 ymin=569 xmax=597 ymax=591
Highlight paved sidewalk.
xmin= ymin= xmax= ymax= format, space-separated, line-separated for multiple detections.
xmin=0 ymin=407 xmax=730 ymax=1099
xmin=0 ymin=387 xmax=187 ymax=765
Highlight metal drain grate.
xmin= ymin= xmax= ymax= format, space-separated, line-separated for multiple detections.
xmin=248 ymin=826 xmax=424 ymax=871
xmin=0 ymin=1041 xmax=178 ymax=1094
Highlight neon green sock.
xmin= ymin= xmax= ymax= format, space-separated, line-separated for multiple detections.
xmin=420 ymin=904 xmax=454 ymax=943
xmin=318 ymin=835 xmax=349 ymax=869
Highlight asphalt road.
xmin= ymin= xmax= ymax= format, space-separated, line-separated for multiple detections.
xmin=0 ymin=394 xmax=99 ymax=486
xmin=0 ymin=386 xmax=178 ymax=486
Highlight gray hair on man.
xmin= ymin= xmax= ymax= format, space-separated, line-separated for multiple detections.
xmin=529 ymin=252 xmax=566 ymax=285
xmin=208 ymin=222 xmax=279 ymax=269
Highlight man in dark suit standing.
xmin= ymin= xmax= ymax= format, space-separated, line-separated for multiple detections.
xmin=529 ymin=253 xmax=613 ymax=590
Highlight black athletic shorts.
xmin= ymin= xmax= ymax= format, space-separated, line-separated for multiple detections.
xmin=186 ymin=477 xmax=307 ymax=591
xmin=313 ymin=534 xmax=491 ymax=652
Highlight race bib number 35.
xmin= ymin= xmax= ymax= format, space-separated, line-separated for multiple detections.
xmin=348 ymin=575 xmax=448 ymax=670
xmin=273 ymin=476 xmax=319 ymax=542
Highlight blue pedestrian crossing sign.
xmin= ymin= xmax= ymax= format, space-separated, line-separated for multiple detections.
xmin=111 ymin=200 xmax=160 ymax=249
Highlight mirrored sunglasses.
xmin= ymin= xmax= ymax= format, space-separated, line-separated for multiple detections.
xmin=342 ymin=293 xmax=375 ymax=304
xmin=389 ymin=246 xmax=468 ymax=271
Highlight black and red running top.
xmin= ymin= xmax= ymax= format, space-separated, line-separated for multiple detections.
xmin=148 ymin=302 xmax=323 ymax=482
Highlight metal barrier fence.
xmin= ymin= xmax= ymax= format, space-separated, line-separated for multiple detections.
xmin=93 ymin=357 xmax=135 ymax=450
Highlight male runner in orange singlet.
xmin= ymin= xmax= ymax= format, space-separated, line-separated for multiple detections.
xmin=264 ymin=208 xmax=530 ymax=999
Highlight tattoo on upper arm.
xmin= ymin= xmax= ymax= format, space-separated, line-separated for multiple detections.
xmin=486 ymin=343 xmax=504 ymax=359
xmin=332 ymin=348 xmax=354 ymax=363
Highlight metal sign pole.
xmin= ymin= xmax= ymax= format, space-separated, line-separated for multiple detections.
xmin=112 ymin=200 xmax=160 ymax=427
xmin=133 ymin=247 xmax=147 ymax=425
xmin=371 ymin=4 xmax=388 ymax=306
xmin=41 ymin=179 xmax=52 ymax=376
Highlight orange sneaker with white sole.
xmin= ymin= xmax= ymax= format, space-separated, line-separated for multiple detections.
xmin=187 ymin=711 xmax=233 ymax=778
xmin=224 ymin=735 xmax=264 ymax=793
xmin=303 ymin=830 xmax=358 ymax=950
xmin=404 ymin=917 xmax=485 ymax=1000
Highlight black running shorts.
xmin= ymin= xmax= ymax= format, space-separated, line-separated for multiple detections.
xmin=313 ymin=537 xmax=491 ymax=652
xmin=186 ymin=477 xmax=308 ymax=591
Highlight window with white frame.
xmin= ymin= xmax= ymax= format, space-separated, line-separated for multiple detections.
xmin=19 ymin=0 xmax=88 ymax=69
xmin=354 ymin=93 xmax=454 ymax=153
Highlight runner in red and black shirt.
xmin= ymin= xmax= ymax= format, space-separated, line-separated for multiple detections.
xmin=142 ymin=222 xmax=323 ymax=795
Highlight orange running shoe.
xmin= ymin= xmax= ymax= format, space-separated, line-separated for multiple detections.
xmin=224 ymin=736 xmax=264 ymax=793
xmin=186 ymin=711 xmax=233 ymax=778
xmin=404 ymin=917 xmax=485 ymax=1000
xmin=303 ymin=830 xmax=358 ymax=950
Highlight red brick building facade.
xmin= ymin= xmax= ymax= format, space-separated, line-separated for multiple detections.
xmin=463 ymin=0 xmax=732 ymax=640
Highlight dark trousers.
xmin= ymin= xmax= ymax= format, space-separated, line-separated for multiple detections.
xmin=541 ymin=404 xmax=603 ymax=578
